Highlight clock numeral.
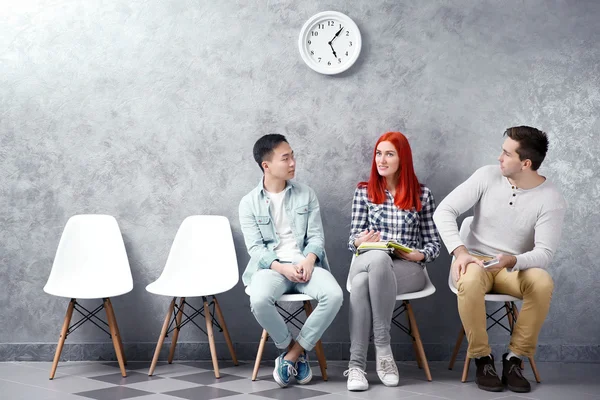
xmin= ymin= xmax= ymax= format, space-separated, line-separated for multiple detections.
xmin=328 ymin=20 xmax=335 ymax=26
xmin=311 ymin=31 xmax=318 ymax=36
xmin=308 ymin=40 xmax=311 ymax=45
xmin=338 ymin=58 xmax=342 ymax=63
xmin=345 ymin=51 xmax=349 ymax=56
xmin=310 ymin=50 xmax=314 ymax=55
xmin=327 ymin=61 xmax=331 ymax=66
xmin=318 ymin=57 xmax=321 ymax=62
xmin=318 ymin=23 xmax=324 ymax=29
xmin=339 ymin=23 xmax=342 ymax=28
xmin=346 ymin=31 xmax=350 ymax=36
xmin=349 ymin=41 xmax=353 ymax=46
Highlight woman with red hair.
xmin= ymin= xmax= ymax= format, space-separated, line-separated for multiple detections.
xmin=343 ymin=132 xmax=441 ymax=391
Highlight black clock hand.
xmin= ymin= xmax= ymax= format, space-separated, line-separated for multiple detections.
xmin=329 ymin=42 xmax=337 ymax=58
xmin=327 ymin=26 xmax=344 ymax=59
xmin=330 ymin=26 xmax=344 ymax=43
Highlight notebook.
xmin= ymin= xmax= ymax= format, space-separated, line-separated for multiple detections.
xmin=356 ymin=241 xmax=413 ymax=255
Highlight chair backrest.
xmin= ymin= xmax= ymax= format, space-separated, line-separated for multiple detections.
xmin=44 ymin=215 xmax=133 ymax=299
xmin=148 ymin=215 xmax=239 ymax=297
xmin=460 ymin=216 xmax=474 ymax=241
xmin=345 ymin=255 xmax=356 ymax=292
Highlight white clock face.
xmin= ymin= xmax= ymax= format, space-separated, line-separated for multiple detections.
xmin=298 ymin=11 xmax=362 ymax=75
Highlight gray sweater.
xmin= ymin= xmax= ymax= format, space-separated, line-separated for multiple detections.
xmin=433 ymin=165 xmax=567 ymax=271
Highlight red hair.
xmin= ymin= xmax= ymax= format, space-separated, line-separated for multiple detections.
xmin=358 ymin=132 xmax=422 ymax=211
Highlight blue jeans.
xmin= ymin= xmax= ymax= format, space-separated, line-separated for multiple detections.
xmin=248 ymin=267 xmax=343 ymax=351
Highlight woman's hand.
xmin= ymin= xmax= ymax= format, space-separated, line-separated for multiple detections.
xmin=353 ymin=230 xmax=381 ymax=248
xmin=395 ymin=249 xmax=425 ymax=262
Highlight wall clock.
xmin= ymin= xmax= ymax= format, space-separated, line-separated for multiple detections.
xmin=298 ymin=11 xmax=362 ymax=75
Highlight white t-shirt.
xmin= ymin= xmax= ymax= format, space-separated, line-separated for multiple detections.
xmin=266 ymin=190 xmax=305 ymax=263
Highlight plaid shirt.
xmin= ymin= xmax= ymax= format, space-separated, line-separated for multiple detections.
xmin=348 ymin=184 xmax=441 ymax=263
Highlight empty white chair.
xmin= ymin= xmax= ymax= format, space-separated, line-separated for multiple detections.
xmin=44 ymin=214 xmax=133 ymax=379
xmin=245 ymin=288 xmax=329 ymax=381
xmin=447 ymin=216 xmax=541 ymax=383
xmin=346 ymin=257 xmax=436 ymax=381
xmin=147 ymin=215 xmax=239 ymax=378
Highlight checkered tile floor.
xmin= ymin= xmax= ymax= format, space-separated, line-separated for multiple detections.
xmin=1 ymin=359 xmax=599 ymax=400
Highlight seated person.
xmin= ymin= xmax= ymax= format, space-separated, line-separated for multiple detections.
xmin=239 ymin=134 xmax=343 ymax=388
xmin=433 ymin=126 xmax=567 ymax=393
xmin=345 ymin=131 xmax=441 ymax=391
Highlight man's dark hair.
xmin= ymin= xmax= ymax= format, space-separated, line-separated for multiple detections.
xmin=253 ymin=134 xmax=288 ymax=172
xmin=504 ymin=126 xmax=549 ymax=171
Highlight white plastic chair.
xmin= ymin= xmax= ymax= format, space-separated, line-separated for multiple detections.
xmin=447 ymin=216 xmax=541 ymax=383
xmin=44 ymin=215 xmax=133 ymax=379
xmin=244 ymin=287 xmax=329 ymax=381
xmin=346 ymin=255 xmax=436 ymax=381
xmin=146 ymin=215 xmax=239 ymax=378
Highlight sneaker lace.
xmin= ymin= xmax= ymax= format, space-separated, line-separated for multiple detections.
xmin=343 ymin=367 xmax=367 ymax=381
xmin=378 ymin=356 xmax=398 ymax=376
xmin=284 ymin=362 xmax=298 ymax=378
xmin=483 ymin=364 xmax=499 ymax=377
xmin=509 ymin=363 xmax=524 ymax=379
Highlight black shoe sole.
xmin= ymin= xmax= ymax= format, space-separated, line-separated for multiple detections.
xmin=502 ymin=377 xmax=531 ymax=393
xmin=506 ymin=383 xmax=531 ymax=393
xmin=476 ymin=383 xmax=504 ymax=392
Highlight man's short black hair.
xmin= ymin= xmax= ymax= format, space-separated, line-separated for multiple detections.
xmin=504 ymin=126 xmax=549 ymax=171
xmin=253 ymin=134 xmax=288 ymax=172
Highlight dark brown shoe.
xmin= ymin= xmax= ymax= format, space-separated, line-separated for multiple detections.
xmin=502 ymin=353 xmax=531 ymax=393
xmin=474 ymin=354 xmax=503 ymax=392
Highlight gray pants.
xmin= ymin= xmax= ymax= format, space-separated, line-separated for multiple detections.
xmin=348 ymin=251 xmax=426 ymax=370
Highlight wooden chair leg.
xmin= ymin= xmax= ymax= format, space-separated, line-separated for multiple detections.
xmin=49 ymin=299 xmax=75 ymax=380
xmin=406 ymin=307 xmax=423 ymax=369
xmin=168 ymin=297 xmax=185 ymax=364
xmin=412 ymin=339 xmax=423 ymax=369
xmin=449 ymin=326 xmax=465 ymax=370
xmin=204 ymin=298 xmax=220 ymax=378
xmin=462 ymin=357 xmax=471 ymax=382
xmin=314 ymin=340 xmax=328 ymax=381
xmin=529 ymin=356 xmax=541 ymax=383
xmin=304 ymin=300 xmax=328 ymax=381
xmin=149 ymin=298 xmax=176 ymax=376
xmin=104 ymin=298 xmax=127 ymax=377
xmin=315 ymin=340 xmax=327 ymax=370
xmin=213 ymin=296 xmax=238 ymax=365
xmin=512 ymin=302 xmax=520 ymax=320
xmin=405 ymin=302 xmax=432 ymax=381
xmin=505 ymin=302 xmax=515 ymax=331
xmin=106 ymin=298 xmax=127 ymax=365
xmin=252 ymin=329 xmax=269 ymax=381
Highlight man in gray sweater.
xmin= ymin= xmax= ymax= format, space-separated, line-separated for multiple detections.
xmin=433 ymin=126 xmax=567 ymax=394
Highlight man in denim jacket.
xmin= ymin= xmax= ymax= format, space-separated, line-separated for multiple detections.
xmin=239 ymin=134 xmax=343 ymax=388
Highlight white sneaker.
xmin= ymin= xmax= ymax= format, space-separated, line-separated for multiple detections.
xmin=376 ymin=355 xmax=399 ymax=386
xmin=344 ymin=367 xmax=369 ymax=391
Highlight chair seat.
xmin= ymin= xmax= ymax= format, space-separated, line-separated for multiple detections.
xmin=146 ymin=280 xmax=236 ymax=298
xmin=447 ymin=273 xmax=521 ymax=302
xmin=346 ymin=266 xmax=436 ymax=301
xmin=243 ymin=286 xmax=316 ymax=302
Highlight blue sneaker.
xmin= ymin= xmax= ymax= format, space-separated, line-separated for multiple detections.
xmin=295 ymin=352 xmax=313 ymax=384
xmin=273 ymin=352 xmax=297 ymax=387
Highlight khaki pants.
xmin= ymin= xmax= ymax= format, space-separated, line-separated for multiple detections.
xmin=453 ymin=258 xmax=554 ymax=358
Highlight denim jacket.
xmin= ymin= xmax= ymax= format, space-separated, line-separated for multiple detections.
xmin=238 ymin=179 xmax=330 ymax=285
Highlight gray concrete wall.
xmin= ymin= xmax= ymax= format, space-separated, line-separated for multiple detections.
xmin=1 ymin=0 xmax=599 ymax=362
